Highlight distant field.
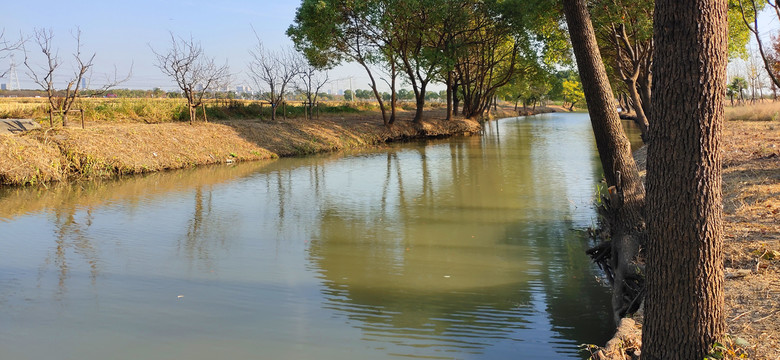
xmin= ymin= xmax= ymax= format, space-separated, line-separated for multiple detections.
xmin=0 ymin=97 xmax=375 ymax=124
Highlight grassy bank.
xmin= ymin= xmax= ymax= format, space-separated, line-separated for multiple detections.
xmin=0 ymin=104 xmax=481 ymax=186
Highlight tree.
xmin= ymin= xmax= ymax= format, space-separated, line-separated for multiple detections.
xmin=729 ymin=76 xmax=748 ymax=104
xmin=590 ymin=0 xmax=653 ymax=140
xmin=642 ymin=0 xmax=728 ymax=358
xmin=296 ymin=63 xmax=329 ymax=120
xmin=248 ymin=39 xmax=301 ymax=121
xmin=590 ymin=0 xmax=757 ymax=142
xmin=24 ymin=27 xmax=130 ymax=127
xmin=152 ymin=33 xmax=229 ymax=124
xmin=561 ymin=78 xmax=584 ymax=111
xmin=288 ymin=0 xmax=394 ymax=125
xmin=343 ymin=89 xmax=354 ymax=101
xmin=561 ymin=0 xmax=647 ymax=323
xmin=736 ymin=0 xmax=777 ymax=87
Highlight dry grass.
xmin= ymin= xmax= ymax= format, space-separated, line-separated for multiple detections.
xmin=720 ymin=120 xmax=780 ymax=360
xmin=631 ymin=118 xmax=779 ymax=359
xmin=725 ymin=101 xmax=780 ymax=122
xmin=0 ymin=106 xmax=480 ymax=186
xmin=0 ymin=133 xmax=65 ymax=184
xmin=0 ymin=97 xmax=372 ymax=124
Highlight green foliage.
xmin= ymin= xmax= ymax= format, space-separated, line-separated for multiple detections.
xmin=562 ymin=79 xmax=585 ymax=110
xmin=728 ymin=0 xmax=763 ymax=60
xmin=704 ymin=335 xmax=749 ymax=359
xmin=288 ymin=0 xmax=567 ymax=119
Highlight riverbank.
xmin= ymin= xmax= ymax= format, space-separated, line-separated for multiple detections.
xmin=594 ymin=119 xmax=779 ymax=359
xmin=0 ymin=107 xmax=488 ymax=186
xmin=0 ymin=100 xmax=569 ymax=186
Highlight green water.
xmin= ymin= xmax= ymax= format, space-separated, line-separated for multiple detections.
xmin=0 ymin=113 xmax=627 ymax=359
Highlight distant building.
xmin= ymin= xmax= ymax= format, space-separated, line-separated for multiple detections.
xmin=0 ymin=83 xmax=6 ymax=91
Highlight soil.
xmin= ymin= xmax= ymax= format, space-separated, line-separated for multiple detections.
xmin=605 ymin=120 xmax=780 ymax=360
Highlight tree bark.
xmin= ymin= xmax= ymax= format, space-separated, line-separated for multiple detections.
xmin=562 ymin=0 xmax=647 ymax=322
xmin=626 ymin=78 xmax=650 ymax=140
xmin=642 ymin=0 xmax=727 ymax=359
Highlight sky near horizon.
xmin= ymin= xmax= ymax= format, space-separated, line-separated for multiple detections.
xmin=1 ymin=0 xmax=367 ymax=92
xmin=2 ymin=1 xmax=780 ymax=93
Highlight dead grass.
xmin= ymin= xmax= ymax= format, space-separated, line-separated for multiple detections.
xmin=631 ymin=119 xmax=779 ymax=359
xmin=0 ymin=106 xmax=481 ymax=186
xmin=726 ymin=101 xmax=780 ymax=122
xmin=0 ymin=133 xmax=64 ymax=184
xmin=720 ymin=120 xmax=780 ymax=360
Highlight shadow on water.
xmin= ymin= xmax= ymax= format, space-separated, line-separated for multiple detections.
xmin=307 ymin=113 xmax=613 ymax=358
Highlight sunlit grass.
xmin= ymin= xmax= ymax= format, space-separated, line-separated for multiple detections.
xmin=725 ymin=101 xmax=780 ymax=122
xmin=0 ymin=97 xmax=371 ymax=124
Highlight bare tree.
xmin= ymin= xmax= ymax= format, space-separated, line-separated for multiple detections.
xmin=23 ymin=28 xmax=130 ymax=127
xmin=736 ymin=0 xmax=779 ymax=88
xmin=151 ymin=33 xmax=229 ymax=124
xmin=296 ymin=63 xmax=329 ymax=120
xmin=248 ymin=38 xmax=301 ymax=121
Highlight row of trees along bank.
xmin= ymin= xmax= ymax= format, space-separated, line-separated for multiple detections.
xmin=287 ymin=0 xmax=567 ymax=126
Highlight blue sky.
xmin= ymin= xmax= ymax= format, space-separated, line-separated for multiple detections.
xmin=2 ymin=1 xmax=780 ymax=92
xmin=1 ymin=0 xmax=365 ymax=91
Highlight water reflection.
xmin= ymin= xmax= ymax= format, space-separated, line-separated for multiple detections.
xmin=308 ymin=114 xmax=612 ymax=358
xmin=0 ymin=113 xmax=615 ymax=360
xmin=48 ymin=205 xmax=100 ymax=298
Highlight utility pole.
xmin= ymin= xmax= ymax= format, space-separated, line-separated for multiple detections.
xmin=349 ymin=77 xmax=354 ymax=102
xmin=9 ymin=54 xmax=20 ymax=90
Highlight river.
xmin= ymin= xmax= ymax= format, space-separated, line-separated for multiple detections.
xmin=0 ymin=113 xmax=642 ymax=359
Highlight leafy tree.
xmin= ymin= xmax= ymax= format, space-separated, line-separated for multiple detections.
xmin=288 ymin=0 xmax=395 ymax=125
xmin=589 ymin=0 xmax=757 ymax=141
xmin=343 ymin=89 xmax=354 ymax=101
xmin=561 ymin=79 xmax=585 ymax=111
xmin=729 ymin=76 xmax=748 ymax=104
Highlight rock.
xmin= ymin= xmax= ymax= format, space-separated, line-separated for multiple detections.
xmin=734 ymin=337 xmax=750 ymax=348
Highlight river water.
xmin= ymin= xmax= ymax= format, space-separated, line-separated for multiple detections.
xmin=0 ymin=113 xmax=641 ymax=359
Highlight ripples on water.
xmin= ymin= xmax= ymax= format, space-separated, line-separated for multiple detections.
xmin=0 ymin=113 xmax=621 ymax=359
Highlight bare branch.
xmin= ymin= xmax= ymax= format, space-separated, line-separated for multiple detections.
xmin=151 ymin=32 xmax=229 ymax=123
xmin=248 ymin=33 xmax=302 ymax=120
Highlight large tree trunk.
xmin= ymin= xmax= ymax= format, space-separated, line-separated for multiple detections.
xmin=642 ymin=0 xmax=727 ymax=358
xmin=562 ymin=0 xmax=647 ymax=322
